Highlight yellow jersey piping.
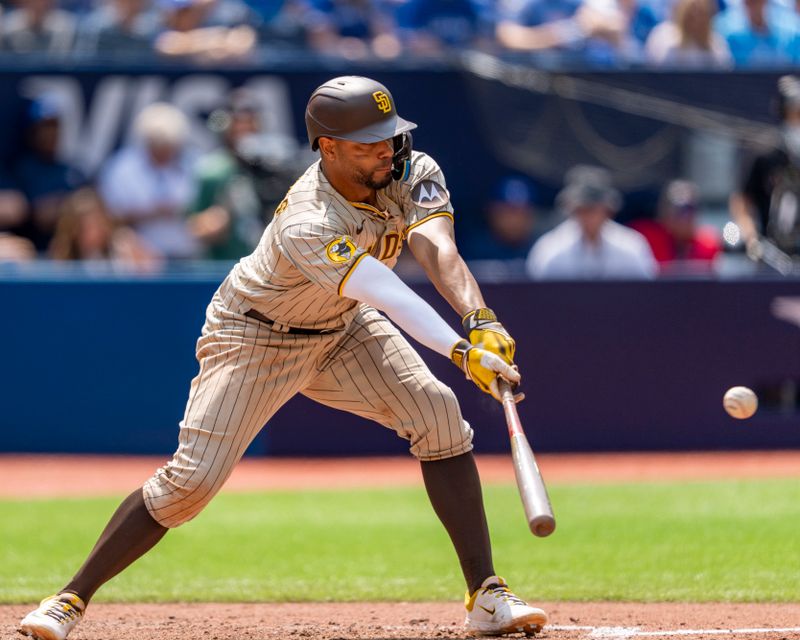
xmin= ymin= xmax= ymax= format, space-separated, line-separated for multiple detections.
xmin=403 ymin=211 xmax=454 ymax=238
xmin=349 ymin=201 xmax=389 ymax=220
xmin=337 ymin=252 xmax=369 ymax=297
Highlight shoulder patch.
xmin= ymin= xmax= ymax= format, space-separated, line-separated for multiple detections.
xmin=325 ymin=236 xmax=357 ymax=263
xmin=411 ymin=179 xmax=449 ymax=209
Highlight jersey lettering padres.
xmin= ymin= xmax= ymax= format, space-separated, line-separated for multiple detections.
xmin=225 ymin=151 xmax=454 ymax=331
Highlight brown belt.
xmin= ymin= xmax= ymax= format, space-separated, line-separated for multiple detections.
xmin=244 ymin=309 xmax=337 ymax=335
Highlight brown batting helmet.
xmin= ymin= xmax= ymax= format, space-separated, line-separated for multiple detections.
xmin=305 ymin=76 xmax=417 ymax=150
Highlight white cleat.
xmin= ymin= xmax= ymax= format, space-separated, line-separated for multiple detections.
xmin=18 ymin=593 xmax=85 ymax=640
xmin=464 ymin=575 xmax=547 ymax=636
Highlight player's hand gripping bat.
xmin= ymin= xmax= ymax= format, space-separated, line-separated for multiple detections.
xmin=497 ymin=378 xmax=556 ymax=537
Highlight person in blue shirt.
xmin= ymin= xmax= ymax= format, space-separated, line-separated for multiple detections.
xmin=76 ymin=0 xmax=160 ymax=56
xmin=393 ymin=0 xmax=485 ymax=54
xmin=496 ymin=0 xmax=583 ymax=56
xmin=495 ymin=0 xmax=659 ymax=66
xmin=14 ymin=96 xmax=85 ymax=252
xmin=714 ymin=0 xmax=800 ymax=66
xmin=463 ymin=175 xmax=540 ymax=261
xmin=303 ymin=0 xmax=399 ymax=58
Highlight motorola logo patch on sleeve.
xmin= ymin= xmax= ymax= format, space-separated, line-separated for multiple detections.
xmin=411 ymin=180 xmax=450 ymax=209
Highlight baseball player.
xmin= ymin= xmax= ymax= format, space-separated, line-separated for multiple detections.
xmin=19 ymin=76 xmax=548 ymax=640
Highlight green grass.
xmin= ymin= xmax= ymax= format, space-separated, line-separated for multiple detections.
xmin=1 ymin=479 xmax=798 ymax=604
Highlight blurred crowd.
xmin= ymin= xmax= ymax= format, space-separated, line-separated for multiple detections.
xmin=468 ymin=72 xmax=800 ymax=280
xmin=6 ymin=72 xmax=800 ymax=278
xmin=462 ymin=168 xmax=723 ymax=280
xmin=1 ymin=0 xmax=800 ymax=67
xmin=0 ymin=88 xmax=306 ymax=270
xmin=2 ymin=0 xmax=800 ymax=277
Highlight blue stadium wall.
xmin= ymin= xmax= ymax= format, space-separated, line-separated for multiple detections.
xmin=2 ymin=274 xmax=799 ymax=455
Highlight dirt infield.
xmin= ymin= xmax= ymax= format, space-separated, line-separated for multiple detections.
xmin=5 ymin=602 xmax=800 ymax=640
xmin=3 ymin=450 xmax=800 ymax=498
xmin=4 ymin=451 xmax=800 ymax=639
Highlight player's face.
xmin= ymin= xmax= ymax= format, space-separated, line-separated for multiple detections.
xmin=338 ymin=139 xmax=394 ymax=190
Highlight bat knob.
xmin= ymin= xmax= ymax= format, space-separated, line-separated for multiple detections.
xmin=530 ymin=516 xmax=556 ymax=538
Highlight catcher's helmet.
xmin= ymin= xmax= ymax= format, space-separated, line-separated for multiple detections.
xmin=305 ymin=76 xmax=417 ymax=151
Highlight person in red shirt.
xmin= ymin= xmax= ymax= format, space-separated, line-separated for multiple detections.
xmin=630 ymin=179 xmax=720 ymax=275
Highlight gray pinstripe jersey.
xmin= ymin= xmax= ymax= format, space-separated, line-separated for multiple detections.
xmin=224 ymin=151 xmax=454 ymax=331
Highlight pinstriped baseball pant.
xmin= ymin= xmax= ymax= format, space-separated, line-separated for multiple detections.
xmin=142 ymin=295 xmax=473 ymax=528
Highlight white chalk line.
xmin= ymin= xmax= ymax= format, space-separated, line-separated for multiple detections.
xmin=550 ymin=625 xmax=800 ymax=638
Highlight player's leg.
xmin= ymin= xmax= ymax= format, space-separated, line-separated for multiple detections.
xmin=17 ymin=490 xmax=165 ymax=640
xmin=419 ymin=453 xmax=493 ymax=593
xmin=302 ymin=307 xmax=546 ymax=636
xmin=301 ymin=307 xmax=491 ymax=591
xmin=19 ymin=307 xmax=332 ymax=640
xmin=63 ymin=488 xmax=166 ymax=601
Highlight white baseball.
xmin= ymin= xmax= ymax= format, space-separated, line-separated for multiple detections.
xmin=723 ymin=386 xmax=758 ymax=419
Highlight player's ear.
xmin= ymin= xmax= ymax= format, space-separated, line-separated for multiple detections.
xmin=318 ymin=137 xmax=336 ymax=160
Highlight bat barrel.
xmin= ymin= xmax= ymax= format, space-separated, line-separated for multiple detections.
xmin=497 ymin=378 xmax=556 ymax=537
xmin=510 ymin=434 xmax=556 ymax=538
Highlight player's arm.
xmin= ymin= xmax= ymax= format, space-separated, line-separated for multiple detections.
xmin=407 ymin=216 xmax=516 ymax=363
xmin=406 ymin=216 xmax=483 ymax=316
xmin=340 ymin=255 xmax=521 ymax=401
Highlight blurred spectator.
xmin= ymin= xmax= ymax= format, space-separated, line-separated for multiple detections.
xmin=76 ymin=0 xmax=160 ymax=56
xmin=730 ymin=75 xmax=800 ymax=257
xmin=627 ymin=0 xmax=666 ymax=44
xmin=464 ymin=175 xmax=539 ymax=260
xmin=303 ymin=0 xmax=400 ymax=59
xmin=99 ymin=102 xmax=199 ymax=260
xmin=629 ymin=179 xmax=721 ymax=274
xmin=245 ymin=0 xmax=307 ymax=48
xmin=0 ymin=233 xmax=36 ymax=262
xmin=188 ymin=89 xmax=299 ymax=260
xmin=0 ymin=175 xmax=36 ymax=262
xmin=714 ymin=0 xmax=800 ymax=66
xmin=242 ymin=0 xmax=285 ymax=21
xmin=526 ymin=166 xmax=657 ymax=279
xmin=0 ymin=173 xmax=28 ymax=235
xmin=154 ymin=0 xmax=257 ymax=61
xmin=59 ymin=0 xmax=95 ymax=15
xmin=50 ymin=187 xmax=160 ymax=269
xmin=496 ymin=0 xmax=590 ymax=57
xmin=15 ymin=95 xmax=85 ymax=252
xmin=2 ymin=0 xmax=77 ymax=53
xmin=393 ymin=0 xmax=487 ymax=56
xmin=645 ymin=0 xmax=733 ymax=67
xmin=495 ymin=0 xmax=659 ymax=64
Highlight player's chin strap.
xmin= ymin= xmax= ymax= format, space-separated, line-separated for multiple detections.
xmin=391 ymin=132 xmax=413 ymax=181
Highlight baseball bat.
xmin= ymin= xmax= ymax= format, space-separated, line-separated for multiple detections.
xmin=750 ymin=237 xmax=797 ymax=276
xmin=497 ymin=378 xmax=556 ymax=538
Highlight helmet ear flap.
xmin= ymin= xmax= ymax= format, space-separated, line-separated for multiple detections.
xmin=391 ymin=132 xmax=413 ymax=181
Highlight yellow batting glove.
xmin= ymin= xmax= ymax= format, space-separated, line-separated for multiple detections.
xmin=462 ymin=308 xmax=516 ymax=364
xmin=450 ymin=339 xmax=521 ymax=403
